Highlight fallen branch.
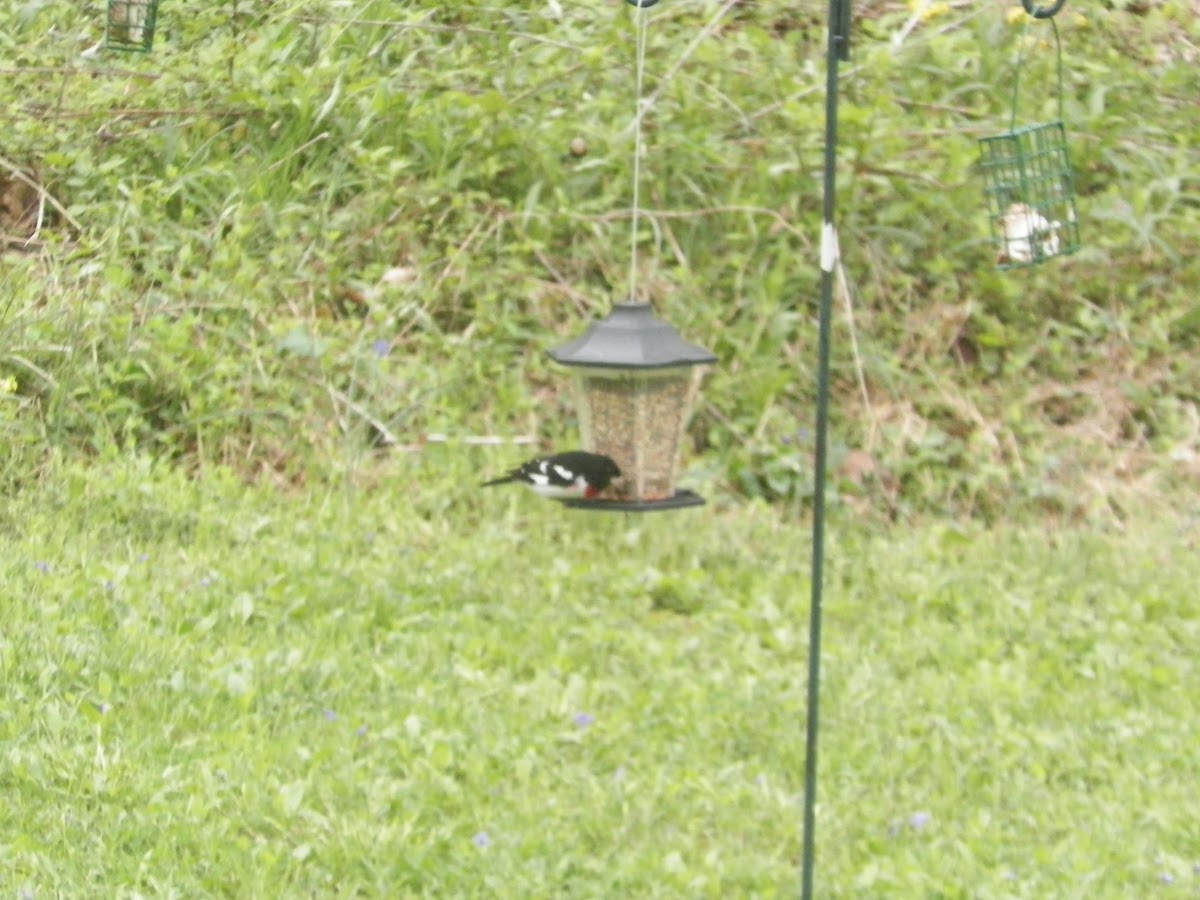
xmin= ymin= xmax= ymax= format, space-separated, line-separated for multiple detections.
xmin=24 ymin=104 xmax=260 ymax=120
xmin=392 ymin=434 xmax=539 ymax=453
xmin=286 ymin=13 xmax=584 ymax=53
xmin=0 ymin=65 xmax=161 ymax=81
xmin=500 ymin=205 xmax=812 ymax=247
xmin=1 ymin=233 xmax=46 ymax=250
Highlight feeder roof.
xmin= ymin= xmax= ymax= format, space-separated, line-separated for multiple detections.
xmin=548 ymin=303 xmax=716 ymax=370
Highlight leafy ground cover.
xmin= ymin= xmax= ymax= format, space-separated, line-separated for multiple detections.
xmin=2 ymin=457 xmax=1199 ymax=897
xmin=1 ymin=0 xmax=1197 ymax=518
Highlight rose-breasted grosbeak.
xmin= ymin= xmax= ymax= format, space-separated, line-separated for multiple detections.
xmin=482 ymin=451 xmax=621 ymax=500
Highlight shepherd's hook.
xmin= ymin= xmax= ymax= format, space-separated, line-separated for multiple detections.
xmin=1022 ymin=0 xmax=1065 ymax=18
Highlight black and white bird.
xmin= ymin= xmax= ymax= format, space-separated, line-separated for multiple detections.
xmin=482 ymin=451 xmax=621 ymax=500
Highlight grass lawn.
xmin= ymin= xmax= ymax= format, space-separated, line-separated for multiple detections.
xmin=1 ymin=455 xmax=1196 ymax=897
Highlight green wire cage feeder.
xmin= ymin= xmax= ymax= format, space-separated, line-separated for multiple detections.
xmin=979 ymin=0 xmax=1080 ymax=269
xmin=105 ymin=0 xmax=159 ymax=52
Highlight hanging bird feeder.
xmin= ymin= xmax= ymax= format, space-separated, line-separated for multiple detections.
xmin=105 ymin=0 xmax=159 ymax=52
xmin=978 ymin=0 xmax=1080 ymax=268
xmin=542 ymin=0 xmax=712 ymax=512
xmin=549 ymin=302 xmax=714 ymax=511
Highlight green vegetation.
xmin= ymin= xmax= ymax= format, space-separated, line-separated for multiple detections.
xmin=2 ymin=0 xmax=1196 ymax=517
xmin=2 ymin=458 xmax=1198 ymax=896
xmin=2 ymin=0 xmax=1198 ymax=896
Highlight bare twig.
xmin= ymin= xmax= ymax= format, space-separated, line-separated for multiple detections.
xmin=436 ymin=216 xmax=490 ymax=287
xmin=25 ymin=105 xmax=259 ymax=120
xmin=502 ymin=205 xmax=812 ymax=248
xmin=327 ymin=385 xmax=402 ymax=446
xmin=285 ymin=13 xmax=583 ymax=53
xmin=392 ymin=433 xmax=538 ymax=453
xmin=854 ymin=163 xmax=947 ymax=189
xmin=894 ymin=96 xmax=987 ymax=119
xmin=32 ymin=190 xmax=46 ymax=241
xmin=625 ymin=0 xmax=743 ymax=138
xmin=529 ymin=244 xmax=595 ymax=316
xmin=266 ymin=132 xmax=331 ymax=172
xmin=1 ymin=234 xmax=46 ymax=250
xmin=0 ymin=65 xmax=161 ymax=81
xmin=746 ymin=83 xmax=832 ymax=125
xmin=647 ymin=186 xmax=689 ymax=271
xmin=2 ymin=352 xmax=60 ymax=390
xmin=835 ymin=258 xmax=875 ymax=448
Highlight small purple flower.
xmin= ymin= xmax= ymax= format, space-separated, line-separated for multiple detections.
xmin=782 ymin=428 xmax=813 ymax=446
xmin=372 ymin=339 xmax=391 ymax=358
xmin=356 ymin=723 xmax=369 ymax=737
xmin=1159 ymin=872 xmax=1175 ymax=885
xmin=322 ymin=708 xmax=337 ymax=722
xmin=138 ymin=553 xmax=150 ymax=563
xmin=104 ymin=580 xmax=116 ymax=591
xmin=199 ymin=576 xmax=213 ymax=587
xmin=909 ymin=811 xmax=933 ymax=832
xmin=573 ymin=712 xmax=596 ymax=729
xmin=472 ymin=831 xmax=491 ymax=849
xmin=34 ymin=561 xmax=50 ymax=573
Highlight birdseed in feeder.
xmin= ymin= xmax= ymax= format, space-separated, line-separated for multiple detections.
xmin=576 ymin=368 xmax=701 ymax=502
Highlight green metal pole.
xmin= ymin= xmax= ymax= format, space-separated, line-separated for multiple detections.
xmin=801 ymin=0 xmax=849 ymax=897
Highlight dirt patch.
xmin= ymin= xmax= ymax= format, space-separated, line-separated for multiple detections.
xmin=0 ymin=164 xmax=45 ymax=246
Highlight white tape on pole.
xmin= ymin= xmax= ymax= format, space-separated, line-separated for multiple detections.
xmin=819 ymin=221 xmax=839 ymax=273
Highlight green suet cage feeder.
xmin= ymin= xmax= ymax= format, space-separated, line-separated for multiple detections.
xmin=979 ymin=0 xmax=1080 ymax=269
xmin=105 ymin=0 xmax=159 ymax=52
xmin=549 ymin=303 xmax=714 ymax=512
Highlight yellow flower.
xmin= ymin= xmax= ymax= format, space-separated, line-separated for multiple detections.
xmin=0 ymin=376 xmax=17 ymax=394
xmin=1006 ymin=7 xmax=1026 ymax=25
xmin=908 ymin=0 xmax=952 ymax=22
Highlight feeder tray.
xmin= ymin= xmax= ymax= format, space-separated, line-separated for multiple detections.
xmin=105 ymin=0 xmax=159 ymax=52
xmin=561 ymin=489 xmax=705 ymax=513
xmin=549 ymin=303 xmax=714 ymax=511
xmin=978 ymin=6 xmax=1080 ymax=269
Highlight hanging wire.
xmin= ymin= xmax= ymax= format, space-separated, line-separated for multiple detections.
xmin=628 ymin=3 xmax=651 ymax=303
xmin=1008 ymin=14 xmax=1064 ymax=132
